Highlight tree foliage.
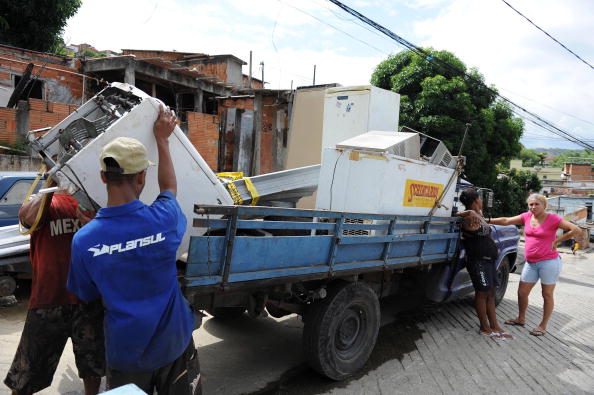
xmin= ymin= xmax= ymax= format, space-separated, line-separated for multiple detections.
xmin=490 ymin=169 xmax=542 ymax=217
xmin=517 ymin=148 xmax=546 ymax=167
xmin=0 ymin=0 xmax=82 ymax=53
xmin=371 ymin=49 xmax=524 ymax=188
xmin=548 ymin=149 xmax=594 ymax=167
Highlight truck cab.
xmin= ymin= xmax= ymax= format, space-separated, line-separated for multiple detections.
xmin=425 ymin=185 xmax=520 ymax=305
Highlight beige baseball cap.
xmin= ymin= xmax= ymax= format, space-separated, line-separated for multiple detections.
xmin=100 ymin=137 xmax=154 ymax=174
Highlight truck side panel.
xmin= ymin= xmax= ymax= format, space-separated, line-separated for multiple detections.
xmin=184 ymin=205 xmax=459 ymax=290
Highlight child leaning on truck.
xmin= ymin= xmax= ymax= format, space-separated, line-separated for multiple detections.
xmin=67 ymin=106 xmax=201 ymax=394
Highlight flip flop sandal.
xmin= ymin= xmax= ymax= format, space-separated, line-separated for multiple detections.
xmin=529 ymin=329 xmax=546 ymax=336
xmin=479 ymin=331 xmax=501 ymax=338
xmin=504 ymin=319 xmax=525 ymax=326
xmin=496 ymin=331 xmax=514 ymax=339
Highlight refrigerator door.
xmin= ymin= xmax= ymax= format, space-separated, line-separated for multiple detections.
xmin=322 ymin=87 xmax=371 ymax=151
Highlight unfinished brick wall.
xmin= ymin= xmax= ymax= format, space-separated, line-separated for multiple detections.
xmin=28 ymin=98 xmax=79 ymax=131
xmin=242 ymin=75 xmax=263 ymax=89
xmin=191 ymin=62 xmax=228 ymax=82
xmin=563 ymin=163 xmax=593 ymax=181
xmin=186 ymin=111 xmax=219 ymax=170
xmin=218 ymin=96 xmax=281 ymax=174
xmin=121 ymin=50 xmax=199 ymax=61
xmin=0 ymin=51 xmax=83 ymax=103
xmin=0 ymin=108 xmax=16 ymax=143
xmin=259 ymin=96 xmax=277 ymax=174
xmin=220 ymin=98 xmax=254 ymax=111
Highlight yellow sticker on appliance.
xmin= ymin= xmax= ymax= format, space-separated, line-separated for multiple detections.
xmin=403 ymin=179 xmax=444 ymax=207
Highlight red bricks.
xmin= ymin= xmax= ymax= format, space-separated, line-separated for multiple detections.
xmin=0 ymin=51 xmax=83 ymax=104
xmin=242 ymin=75 xmax=263 ymax=89
xmin=563 ymin=163 xmax=594 ymax=181
xmin=0 ymin=108 xmax=16 ymax=143
xmin=122 ymin=50 xmax=198 ymax=61
xmin=186 ymin=111 xmax=220 ymax=170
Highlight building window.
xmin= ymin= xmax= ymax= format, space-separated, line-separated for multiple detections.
xmin=14 ymin=75 xmax=44 ymax=100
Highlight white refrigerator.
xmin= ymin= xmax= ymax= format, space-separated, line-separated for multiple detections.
xmin=321 ymin=85 xmax=400 ymax=152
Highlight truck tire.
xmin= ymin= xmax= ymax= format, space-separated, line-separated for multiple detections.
xmin=494 ymin=258 xmax=510 ymax=306
xmin=206 ymin=306 xmax=246 ymax=320
xmin=303 ymin=282 xmax=380 ymax=380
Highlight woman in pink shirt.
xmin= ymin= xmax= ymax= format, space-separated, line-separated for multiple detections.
xmin=490 ymin=194 xmax=580 ymax=336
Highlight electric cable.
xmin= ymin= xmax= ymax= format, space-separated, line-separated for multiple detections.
xmin=62 ymin=162 xmax=99 ymax=211
xmin=500 ymin=0 xmax=594 ymax=71
xmin=325 ymin=0 xmax=594 ymax=150
xmin=499 ymin=86 xmax=594 ymax=128
xmin=279 ymin=0 xmax=388 ymax=54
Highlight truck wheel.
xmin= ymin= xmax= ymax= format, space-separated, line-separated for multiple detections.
xmin=494 ymin=258 xmax=510 ymax=306
xmin=303 ymin=282 xmax=380 ymax=380
xmin=206 ymin=307 xmax=246 ymax=320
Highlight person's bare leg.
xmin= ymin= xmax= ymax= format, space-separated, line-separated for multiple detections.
xmin=535 ymin=284 xmax=556 ymax=333
xmin=475 ymin=291 xmax=492 ymax=333
xmin=83 ymin=377 xmax=101 ymax=395
xmin=486 ymin=293 xmax=500 ymax=330
xmin=507 ymin=281 xmax=536 ymax=324
xmin=487 ymin=291 xmax=513 ymax=338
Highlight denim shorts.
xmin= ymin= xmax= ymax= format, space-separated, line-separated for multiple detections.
xmin=520 ymin=256 xmax=562 ymax=285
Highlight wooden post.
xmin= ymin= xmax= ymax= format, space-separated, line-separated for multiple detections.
xmin=251 ymin=92 xmax=263 ymax=175
xmin=248 ymin=50 xmax=252 ymax=88
xmin=194 ymin=88 xmax=203 ymax=113
xmin=124 ymin=60 xmax=135 ymax=86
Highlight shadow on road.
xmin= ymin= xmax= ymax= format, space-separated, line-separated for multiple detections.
xmin=245 ymin=297 xmax=434 ymax=395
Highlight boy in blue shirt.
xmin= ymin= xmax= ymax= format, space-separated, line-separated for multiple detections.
xmin=68 ymin=106 xmax=200 ymax=394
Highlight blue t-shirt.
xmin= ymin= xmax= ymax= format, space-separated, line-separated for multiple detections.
xmin=68 ymin=191 xmax=194 ymax=372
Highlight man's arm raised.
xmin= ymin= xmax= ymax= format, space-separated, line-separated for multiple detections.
xmin=153 ymin=105 xmax=178 ymax=196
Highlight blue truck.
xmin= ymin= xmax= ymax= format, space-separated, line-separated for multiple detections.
xmin=183 ymin=201 xmax=519 ymax=380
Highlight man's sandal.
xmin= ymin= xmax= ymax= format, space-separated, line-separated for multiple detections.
xmin=504 ymin=319 xmax=525 ymax=327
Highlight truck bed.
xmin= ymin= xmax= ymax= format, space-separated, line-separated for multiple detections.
xmin=184 ymin=205 xmax=460 ymax=293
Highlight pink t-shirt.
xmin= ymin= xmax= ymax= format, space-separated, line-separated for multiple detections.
xmin=520 ymin=212 xmax=562 ymax=262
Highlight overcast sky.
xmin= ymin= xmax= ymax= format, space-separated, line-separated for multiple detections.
xmin=63 ymin=0 xmax=594 ymax=150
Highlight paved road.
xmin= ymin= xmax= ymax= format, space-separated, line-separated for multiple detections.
xmin=1 ymin=248 xmax=593 ymax=394
xmin=254 ymin=248 xmax=594 ymax=395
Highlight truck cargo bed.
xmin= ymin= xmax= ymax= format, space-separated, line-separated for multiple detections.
xmin=184 ymin=205 xmax=460 ymax=292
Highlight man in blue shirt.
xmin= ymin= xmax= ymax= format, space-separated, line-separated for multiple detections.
xmin=68 ymin=106 xmax=200 ymax=394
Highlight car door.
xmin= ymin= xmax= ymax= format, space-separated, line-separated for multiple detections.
xmin=0 ymin=178 xmax=39 ymax=226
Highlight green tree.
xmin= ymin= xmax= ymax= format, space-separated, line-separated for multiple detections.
xmin=549 ymin=149 xmax=594 ymax=167
xmin=371 ymin=49 xmax=523 ymax=188
xmin=517 ymin=148 xmax=542 ymax=167
xmin=0 ymin=0 xmax=82 ymax=53
xmin=490 ymin=169 xmax=542 ymax=217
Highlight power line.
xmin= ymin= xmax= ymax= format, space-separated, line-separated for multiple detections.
xmin=326 ymin=0 xmax=594 ymax=150
xmin=499 ymin=86 xmax=594 ymax=128
xmin=500 ymin=0 xmax=594 ymax=71
xmin=278 ymin=0 xmax=388 ymax=54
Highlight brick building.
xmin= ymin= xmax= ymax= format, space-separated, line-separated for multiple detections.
xmin=562 ymin=162 xmax=594 ymax=181
xmin=0 ymin=43 xmax=287 ymax=176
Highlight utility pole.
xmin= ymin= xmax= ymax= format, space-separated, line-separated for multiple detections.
xmin=248 ymin=50 xmax=252 ymax=88
xmin=313 ymin=65 xmax=316 ymax=85
xmin=260 ymin=61 xmax=264 ymax=87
